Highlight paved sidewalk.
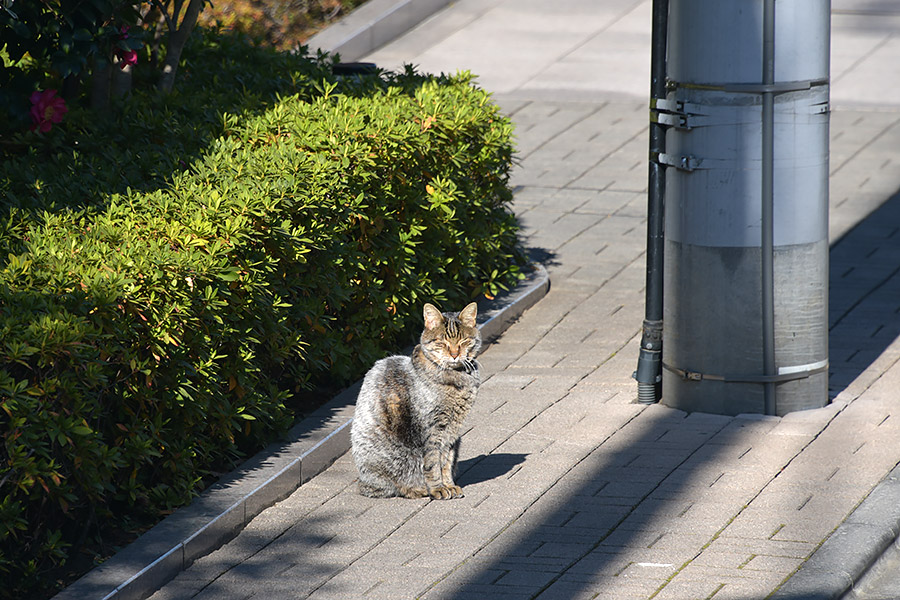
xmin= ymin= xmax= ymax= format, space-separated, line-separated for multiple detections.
xmin=147 ymin=1 xmax=900 ymax=599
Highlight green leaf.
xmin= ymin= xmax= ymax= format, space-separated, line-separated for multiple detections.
xmin=72 ymin=28 xmax=93 ymax=42
xmin=217 ymin=267 xmax=240 ymax=281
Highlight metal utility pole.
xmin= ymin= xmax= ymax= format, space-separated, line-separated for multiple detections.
xmin=659 ymin=0 xmax=830 ymax=416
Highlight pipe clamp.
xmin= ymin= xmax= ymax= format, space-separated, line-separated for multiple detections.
xmin=663 ymin=359 xmax=828 ymax=384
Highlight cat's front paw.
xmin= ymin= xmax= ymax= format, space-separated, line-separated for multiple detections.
xmin=399 ymin=486 xmax=429 ymax=499
xmin=429 ymin=485 xmax=464 ymax=500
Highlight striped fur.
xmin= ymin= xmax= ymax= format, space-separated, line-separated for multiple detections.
xmin=351 ymin=302 xmax=481 ymax=499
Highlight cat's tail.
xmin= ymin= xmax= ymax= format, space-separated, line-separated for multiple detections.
xmin=356 ymin=480 xmax=400 ymax=498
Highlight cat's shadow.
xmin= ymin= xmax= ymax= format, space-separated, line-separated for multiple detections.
xmin=457 ymin=453 xmax=528 ymax=486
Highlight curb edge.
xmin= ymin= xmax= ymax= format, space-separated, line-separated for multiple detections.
xmin=305 ymin=0 xmax=452 ymax=62
xmin=770 ymin=462 xmax=900 ymax=599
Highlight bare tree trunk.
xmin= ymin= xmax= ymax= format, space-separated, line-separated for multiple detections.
xmin=111 ymin=60 xmax=133 ymax=99
xmin=149 ymin=11 xmax=167 ymax=69
xmin=157 ymin=0 xmax=204 ymax=93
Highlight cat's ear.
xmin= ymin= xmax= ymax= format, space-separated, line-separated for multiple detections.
xmin=423 ymin=303 xmax=444 ymax=330
xmin=458 ymin=302 xmax=478 ymax=328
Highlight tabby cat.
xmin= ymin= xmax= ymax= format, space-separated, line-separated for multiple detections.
xmin=351 ymin=302 xmax=481 ymax=499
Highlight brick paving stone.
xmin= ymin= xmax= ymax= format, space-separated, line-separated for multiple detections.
xmin=720 ymin=507 xmax=840 ymax=545
xmin=560 ymin=507 xmax=635 ymax=532
xmin=536 ymin=580 xmax=618 ymax=600
xmin=598 ymin=528 xmax=712 ymax=555
xmin=428 ymin=562 xmax=511 ymax=587
xmin=530 ymin=541 xmax=597 ymax=560
xmin=190 ymin=582 xmax=252 ymax=600
xmin=458 ymin=426 xmax=521 ymax=461
xmin=516 ymin=393 xmax=630 ymax=443
xmin=509 ymin=104 xmax=603 ymax=159
xmin=713 ymin=579 xmax=794 ymax=600
xmin=741 ymin=554 xmax=805 ymax=574
xmin=493 ymin=567 xmax=559 ymax=588
xmin=147 ymin=579 xmax=207 ymax=600
xmin=426 ymin=583 xmax=539 ymax=599
xmin=474 ymin=349 xmax=524 ymax=375
xmin=657 ymin=462 xmax=733 ymax=491
xmin=564 ymin=554 xmax=642 ymax=581
xmin=692 ymin=549 xmax=754 ymax=570
xmin=346 ymin=576 xmax=437 ymax=600
xmin=718 ymin=433 xmax=810 ymax=471
xmin=491 ymin=558 xmax=574 ymax=577
xmin=651 ymin=579 xmax=725 ymax=600
xmin=511 ymin=523 xmax=608 ymax=547
xmin=509 ymin=347 xmax=569 ymax=368
xmin=671 ymin=563 xmax=786 ymax=585
xmin=702 ymin=537 xmax=817 ymax=561
xmin=568 ymin=576 xmax=665 ymax=599
xmin=617 ymin=560 xmax=679 ymax=581
xmin=315 ymin=563 xmax=445 ymax=599
xmin=573 ymin=189 xmax=643 ymax=215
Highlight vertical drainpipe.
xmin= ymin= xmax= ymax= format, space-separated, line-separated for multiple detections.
xmin=634 ymin=0 xmax=669 ymax=404
xmin=761 ymin=0 xmax=777 ymax=415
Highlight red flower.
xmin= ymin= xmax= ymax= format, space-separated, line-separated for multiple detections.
xmin=29 ymin=89 xmax=68 ymax=133
xmin=115 ymin=25 xmax=138 ymax=70
xmin=118 ymin=49 xmax=138 ymax=69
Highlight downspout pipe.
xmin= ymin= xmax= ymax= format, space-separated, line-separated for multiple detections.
xmin=762 ymin=0 xmax=777 ymax=415
xmin=634 ymin=0 xmax=669 ymax=403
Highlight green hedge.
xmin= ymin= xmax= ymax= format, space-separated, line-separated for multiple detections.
xmin=0 ymin=33 xmax=525 ymax=597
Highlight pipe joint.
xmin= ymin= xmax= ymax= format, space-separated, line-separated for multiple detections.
xmin=639 ymin=319 xmax=663 ymax=352
xmin=634 ymin=319 xmax=663 ymax=403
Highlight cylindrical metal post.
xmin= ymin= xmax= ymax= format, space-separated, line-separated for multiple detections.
xmin=661 ymin=0 xmax=830 ymax=416
xmin=635 ymin=0 xmax=670 ymax=403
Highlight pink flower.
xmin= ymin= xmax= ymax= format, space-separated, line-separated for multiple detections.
xmin=115 ymin=25 xmax=138 ymax=70
xmin=29 ymin=89 xmax=68 ymax=133
xmin=117 ymin=49 xmax=138 ymax=69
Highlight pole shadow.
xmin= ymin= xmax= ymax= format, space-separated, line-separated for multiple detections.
xmin=828 ymin=188 xmax=900 ymax=397
xmin=428 ymin=409 xmax=762 ymax=599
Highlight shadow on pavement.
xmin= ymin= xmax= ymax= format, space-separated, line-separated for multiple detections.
xmin=828 ymin=188 xmax=900 ymax=398
xmin=458 ymin=454 xmax=528 ymax=487
xmin=422 ymin=202 xmax=900 ymax=597
xmin=430 ymin=408 xmax=766 ymax=598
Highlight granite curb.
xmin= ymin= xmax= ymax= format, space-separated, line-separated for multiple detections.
xmin=53 ymin=264 xmax=549 ymax=600
xmin=304 ymin=0 xmax=452 ymax=62
xmin=771 ymin=461 xmax=900 ymax=600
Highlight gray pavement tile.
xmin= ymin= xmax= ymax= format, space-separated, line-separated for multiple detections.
xmin=652 ymin=579 xmax=726 ymax=600
xmin=194 ymin=581 xmax=253 ymax=600
xmin=345 ymin=570 xmax=444 ymax=600
xmin=146 ymin=578 xmax=206 ymax=600
xmin=561 ymin=573 xmax=668 ymax=598
xmin=493 ymin=567 xmax=559 ymax=588
xmin=426 ymin=583 xmax=540 ymax=600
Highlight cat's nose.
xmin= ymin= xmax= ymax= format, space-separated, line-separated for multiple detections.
xmin=449 ymin=347 xmax=460 ymax=359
